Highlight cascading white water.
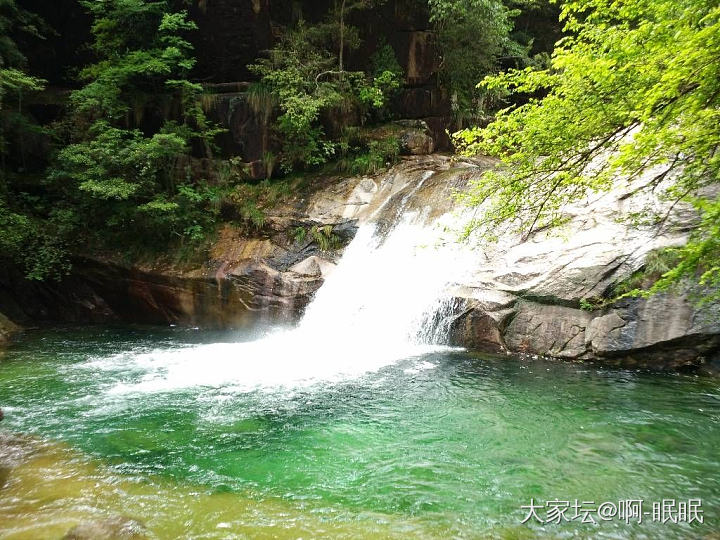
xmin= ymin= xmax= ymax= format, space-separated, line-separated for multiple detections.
xmin=103 ymin=206 xmax=477 ymax=395
xmin=299 ymin=215 xmax=468 ymax=353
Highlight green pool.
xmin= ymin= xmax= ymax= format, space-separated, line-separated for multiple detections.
xmin=0 ymin=326 xmax=718 ymax=539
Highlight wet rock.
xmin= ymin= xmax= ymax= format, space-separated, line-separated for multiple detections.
xmin=582 ymin=291 xmax=720 ymax=369
xmin=394 ymin=120 xmax=435 ymax=155
xmin=1 ymin=154 xmax=717 ymax=371
xmin=0 ymin=311 xmax=19 ymax=345
xmin=289 ymin=256 xmax=336 ymax=278
xmin=63 ymin=516 xmax=148 ymax=540
xmin=452 ymin=288 xmax=720 ymax=370
xmin=504 ymin=302 xmax=595 ymax=359
xmin=449 ymin=303 xmax=511 ymax=353
xmin=0 ymin=432 xmax=42 ymax=489
xmin=394 ymin=87 xmax=451 ymax=120
xmin=446 ymin=163 xmax=720 ymax=370
xmin=403 ymin=31 xmax=438 ymax=85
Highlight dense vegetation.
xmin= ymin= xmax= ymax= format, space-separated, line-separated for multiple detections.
xmin=246 ymin=0 xmax=539 ymax=172
xmin=0 ymin=0 xmax=50 ymax=278
xmin=456 ymin=0 xmax=719 ymax=299
xmin=428 ymin=0 xmax=535 ymax=124
xmin=2 ymin=0 xmax=227 ymax=277
xmin=1 ymin=0 xmax=539 ymax=280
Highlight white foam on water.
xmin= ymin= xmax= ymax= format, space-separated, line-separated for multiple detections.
xmin=102 ymin=211 xmax=476 ymax=395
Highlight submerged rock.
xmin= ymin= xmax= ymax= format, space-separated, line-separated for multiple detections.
xmin=63 ymin=516 xmax=148 ymax=540
xmin=0 ymin=431 xmax=41 ymax=489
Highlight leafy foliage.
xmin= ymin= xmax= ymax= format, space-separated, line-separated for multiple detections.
xmin=249 ymin=21 xmax=341 ymax=172
xmin=336 ymin=135 xmax=400 ymax=175
xmin=0 ymin=0 xmax=557 ymax=284
xmin=291 ymin=224 xmax=341 ymax=252
xmin=249 ymin=6 xmax=402 ymax=173
xmin=0 ymin=0 xmax=55 ymax=278
xmin=49 ymin=0 xmax=223 ymax=262
xmin=455 ymin=0 xmax=720 ymax=299
xmin=0 ymin=0 xmax=46 ymax=165
xmin=226 ymin=175 xmax=310 ymax=232
xmin=310 ymin=224 xmax=341 ymax=252
xmin=428 ymin=0 xmax=529 ymax=122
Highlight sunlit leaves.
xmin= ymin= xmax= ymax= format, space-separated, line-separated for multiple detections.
xmin=456 ymin=0 xmax=720 ymax=298
xmin=428 ymin=0 xmax=528 ymax=120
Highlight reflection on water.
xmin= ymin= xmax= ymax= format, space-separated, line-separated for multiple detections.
xmin=1 ymin=326 xmax=719 ymax=539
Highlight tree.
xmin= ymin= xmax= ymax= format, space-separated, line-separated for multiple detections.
xmin=249 ymin=4 xmax=401 ymax=173
xmin=427 ymin=0 xmax=529 ymax=124
xmin=52 ymin=0 xmax=222 ymax=252
xmin=249 ymin=21 xmax=342 ymax=172
xmin=454 ymin=0 xmax=720 ymax=300
xmin=0 ymin=0 xmax=46 ymax=172
xmin=0 ymin=1 xmax=63 ymax=280
xmin=334 ymin=0 xmax=385 ymax=76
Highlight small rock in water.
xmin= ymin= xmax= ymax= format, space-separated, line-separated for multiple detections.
xmin=63 ymin=516 xmax=148 ymax=540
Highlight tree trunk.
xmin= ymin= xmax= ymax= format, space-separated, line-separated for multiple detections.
xmin=339 ymin=0 xmax=346 ymax=77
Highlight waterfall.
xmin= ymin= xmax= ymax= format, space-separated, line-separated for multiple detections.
xmin=105 ymin=202 xmax=476 ymax=395
xmin=300 ymin=213 xmax=471 ymax=352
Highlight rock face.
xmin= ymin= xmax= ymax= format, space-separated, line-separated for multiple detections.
xmin=445 ymin=166 xmax=720 ymax=371
xmin=1 ymin=155 xmax=717 ymax=371
xmin=0 ymin=157 xmax=459 ymax=329
xmin=395 ymin=120 xmax=436 ymax=155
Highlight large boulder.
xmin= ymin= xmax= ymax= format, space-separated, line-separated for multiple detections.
xmin=586 ymin=292 xmax=720 ymax=369
xmin=503 ymin=302 xmax=595 ymax=359
xmin=394 ymin=120 xmax=435 ymax=155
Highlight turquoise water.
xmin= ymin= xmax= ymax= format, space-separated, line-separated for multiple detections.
xmin=0 ymin=326 xmax=719 ymax=539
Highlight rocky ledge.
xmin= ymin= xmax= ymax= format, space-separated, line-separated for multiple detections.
xmin=0 ymin=155 xmax=717 ymax=371
xmin=0 ymin=155 xmax=466 ymax=330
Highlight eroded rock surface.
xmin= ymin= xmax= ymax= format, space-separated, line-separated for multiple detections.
xmin=0 ymin=156 xmax=472 ymax=329
xmin=446 ymin=169 xmax=720 ymax=371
